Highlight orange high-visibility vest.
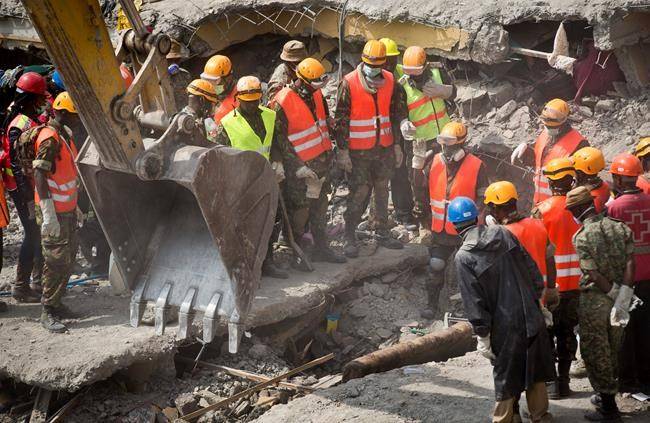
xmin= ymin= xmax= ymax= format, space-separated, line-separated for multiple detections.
xmin=273 ymin=87 xmax=333 ymax=162
xmin=533 ymin=128 xmax=584 ymax=204
xmin=0 ymin=179 xmax=9 ymax=228
xmin=637 ymin=175 xmax=650 ymax=195
xmin=344 ymin=69 xmax=394 ymax=150
xmin=214 ymin=86 xmax=239 ymax=125
xmin=506 ymin=217 xmax=549 ymax=286
xmin=429 ymin=153 xmax=483 ymax=235
xmin=591 ymin=181 xmax=611 ymax=213
xmin=537 ymin=195 xmax=581 ymax=292
xmin=2 ymin=114 xmax=37 ymax=191
xmin=33 ymin=127 xmax=79 ymax=213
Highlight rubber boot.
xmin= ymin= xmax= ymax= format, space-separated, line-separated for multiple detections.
xmin=40 ymin=306 xmax=68 ymax=333
xmin=343 ymin=228 xmax=359 ymax=258
xmin=261 ymin=258 xmax=289 ymax=279
xmin=376 ymin=230 xmax=404 ymax=250
xmin=312 ymin=245 xmax=347 ymax=264
xmin=12 ymin=284 xmax=41 ymax=303
xmin=584 ymin=393 xmax=621 ymax=422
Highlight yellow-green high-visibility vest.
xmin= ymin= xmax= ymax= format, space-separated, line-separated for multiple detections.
xmin=398 ymin=67 xmax=450 ymax=141
xmin=221 ymin=106 xmax=276 ymax=160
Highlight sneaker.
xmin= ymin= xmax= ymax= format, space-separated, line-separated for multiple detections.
xmin=261 ymin=262 xmax=289 ymax=279
xmin=40 ymin=308 xmax=68 ymax=333
xmin=312 ymin=247 xmax=347 ymax=264
xmin=12 ymin=286 xmax=41 ymax=303
xmin=583 ymin=409 xmax=621 ymax=422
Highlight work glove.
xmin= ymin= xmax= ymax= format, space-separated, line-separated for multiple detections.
xmin=295 ymin=165 xmax=318 ymax=180
xmin=485 ymin=215 xmax=498 ymax=226
xmin=422 ymin=81 xmax=453 ymax=99
xmin=510 ymin=142 xmax=528 ymax=165
xmin=413 ymin=138 xmax=427 ymax=157
xmin=400 ymin=119 xmax=417 ymax=141
xmin=306 ymin=177 xmax=325 ymax=199
xmin=337 ymin=149 xmax=353 ymax=173
xmin=394 ymin=145 xmax=404 ymax=168
xmin=610 ymin=285 xmax=634 ymax=327
xmin=476 ymin=335 xmax=496 ymax=361
xmin=606 ymin=284 xmax=620 ymax=300
xmin=540 ymin=304 xmax=554 ymax=327
xmin=40 ymin=198 xmax=60 ymax=238
xmin=75 ymin=207 xmax=84 ymax=228
xmin=271 ymin=161 xmax=285 ymax=183
xmin=543 ymin=287 xmax=560 ymax=312
xmin=412 ymin=155 xmax=425 ymax=170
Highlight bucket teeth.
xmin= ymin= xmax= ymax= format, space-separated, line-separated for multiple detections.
xmin=202 ymin=292 xmax=223 ymax=344
xmin=154 ymin=283 xmax=172 ymax=335
xmin=129 ymin=282 xmax=147 ymax=328
xmin=178 ymin=288 xmax=197 ymax=340
xmin=228 ymin=321 xmax=243 ymax=354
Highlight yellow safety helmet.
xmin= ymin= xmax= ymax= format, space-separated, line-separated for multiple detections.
xmin=543 ymin=157 xmax=576 ymax=181
xmin=362 ymin=40 xmax=387 ymax=66
xmin=52 ymin=91 xmax=76 ymax=113
xmin=484 ymin=181 xmax=518 ymax=206
xmin=201 ymin=55 xmax=232 ymax=81
xmin=635 ymin=137 xmax=650 ymax=159
xmin=296 ymin=58 xmax=326 ymax=83
xmin=236 ymin=76 xmax=262 ymax=102
xmin=187 ymin=79 xmax=218 ymax=103
xmin=572 ymin=147 xmax=605 ymax=175
xmin=540 ymin=98 xmax=570 ymax=127
xmin=437 ymin=121 xmax=467 ymax=145
xmin=402 ymin=46 xmax=426 ymax=69
xmin=379 ymin=38 xmax=400 ymax=57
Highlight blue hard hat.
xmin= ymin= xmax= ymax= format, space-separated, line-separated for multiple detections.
xmin=447 ymin=196 xmax=478 ymax=224
xmin=168 ymin=63 xmax=180 ymax=75
xmin=52 ymin=70 xmax=64 ymax=90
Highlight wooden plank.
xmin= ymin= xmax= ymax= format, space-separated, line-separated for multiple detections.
xmin=511 ymin=46 xmax=551 ymax=60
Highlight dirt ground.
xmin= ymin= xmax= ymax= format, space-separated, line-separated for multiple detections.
xmin=253 ymin=351 xmax=650 ymax=423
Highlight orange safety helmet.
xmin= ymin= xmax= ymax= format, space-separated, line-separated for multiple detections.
xmin=540 ymin=98 xmax=570 ymax=127
xmin=52 ymin=91 xmax=77 ymax=113
xmin=543 ymin=157 xmax=576 ymax=181
xmin=361 ymin=40 xmax=387 ymax=66
xmin=437 ymin=121 xmax=467 ymax=145
xmin=635 ymin=137 xmax=650 ymax=159
xmin=572 ymin=147 xmax=605 ymax=175
xmin=484 ymin=181 xmax=518 ymax=205
xmin=610 ymin=153 xmax=643 ymax=177
xmin=296 ymin=58 xmax=326 ymax=83
xmin=402 ymin=46 xmax=426 ymax=71
xmin=236 ymin=76 xmax=262 ymax=101
xmin=201 ymin=55 xmax=232 ymax=81
xmin=187 ymin=79 xmax=218 ymax=103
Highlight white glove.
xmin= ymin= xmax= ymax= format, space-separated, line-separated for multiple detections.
xmin=271 ymin=161 xmax=285 ymax=183
xmin=412 ymin=155 xmax=425 ymax=170
xmin=510 ymin=142 xmax=528 ymax=165
xmin=606 ymin=284 xmax=620 ymax=300
xmin=485 ymin=215 xmax=498 ymax=226
xmin=540 ymin=304 xmax=554 ymax=327
xmin=477 ymin=335 xmax=496 ymax=361
xmin=40 ymin=198 xmax=60 ymax=238
xmin=400 ymin=119 xmax=417 ymax=141
xmin=337 ymin=149 xmax=353 ymax=173
xmin=295 ymin=165 xmax=317 ymax=180
xmin=610 ymin=285 xmax=634 ymax=327
xmin=413 ymin=138 xmax=427 ymax=157
xmin=422 ymin=81 xmax=453 ymax=99
xmin=306 ymin=177 xmax=325 ymax=199
xmin=394 ymin=145 xmax=404 ymax=168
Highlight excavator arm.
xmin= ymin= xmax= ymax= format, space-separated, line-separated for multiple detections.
xmin=20 ymin=0 xmax=278 ymax=353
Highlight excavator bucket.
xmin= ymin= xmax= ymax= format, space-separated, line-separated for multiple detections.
xmin=78 ymin=140 xmax=278 ymax=353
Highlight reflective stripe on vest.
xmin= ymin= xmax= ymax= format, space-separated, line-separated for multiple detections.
xmin=33 ymin=126 xmax=79 ymax=213
xmin=505 ymin=217 xmax=549 ymax=286
xmin=274 ymin=87 xmax=333 ymax=162
xmin=213 ymin=87 xmax=239 ymax=124
xmin=221 ymin=106 xmax=275 ymax=160
xmin=429 ymin=153 xmax=483 ymax=235
xmin=537 ymin=195 xmax=582 ymax=291
xmin=399 ymin=68 xmax=450 ymax=141
xmin=344 ymin=69 xmax=394 ymax=150
xmin=533 ymin=128 xmax=584 ymax=204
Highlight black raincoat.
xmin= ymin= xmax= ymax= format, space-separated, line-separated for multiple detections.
xmin=454 ymin=225 xmax=556 ymax=401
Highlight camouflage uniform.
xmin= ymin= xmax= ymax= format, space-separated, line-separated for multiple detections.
xmin=33 ymin=127 xmax=79 ymax=308
xmin=271 ymin=88 xmax=334 ymax=248
xmin=573 ymin=212 xmax=634 ymax=394
xmin=335 ymin=66 xmax=407 ymax=234
xmin=267 ymin=63 xmax=296 ymax=102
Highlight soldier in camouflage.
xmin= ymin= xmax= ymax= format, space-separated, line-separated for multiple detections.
xmin=166 ymin=41 xmax=192 ymax=109
xmin=267 ymin=40 xmax=308 ymax=101
xmin=567 ymin=186 xmax=636 ymax=423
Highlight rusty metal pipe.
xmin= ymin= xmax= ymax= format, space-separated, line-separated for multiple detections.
xmin=342 ymin=322 xmax=475 ymax=382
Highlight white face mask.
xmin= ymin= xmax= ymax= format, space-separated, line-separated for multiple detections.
xmin=213 ymin=84 xmax=225 ymax=96
xmin=546 ymin=127 xmax=560 ymax=137
xmin=362 ymin=64 xmax=382 ymax=79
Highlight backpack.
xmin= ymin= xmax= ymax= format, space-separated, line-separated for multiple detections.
xmin=14 ymin=124 xmax=49 ymax=179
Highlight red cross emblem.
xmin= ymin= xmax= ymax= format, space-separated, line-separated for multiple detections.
xmin=627 ymin=212 xmax=650 ymax=244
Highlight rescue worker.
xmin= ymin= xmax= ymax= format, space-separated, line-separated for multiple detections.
xmin=567 ymin=186 xmax=636 ymax=422
xmin=511 ymin=98 xmax=589 ymax=204
xmin=418 ymin=121 xmax=488 ymax=317
xmin=34 ymin=91 xmax=80 ymax=332
xmin=184 ymin=79 xmax=218 ymax=143
xmin=267 ymin=40 xmax=308 ymax=101
xmin=606 ymin=153 xmax=650 ymax=392
xmin=572 ymin=146 xmax=610 ymax=211
xmin=2 ymin=71 xmax=48 ymax=302
xmin=532 ymin=157 xmax=582 ymax=399
xmin=335 ymin=39 xmax=406 ymax=257
xmin=214 ymin=76 xmax=288 ymax=279
xmin=166 ymin=40 xmax=192 ymax=108
xmin=201 ymin=55 xmax=237 ymax=126
xmin=398 ymin=45 xmax=454 ymax=235
xmin=0 ymin=146 xmax=9 ymax=312
xmin=380 ymin=38 xmax=414 ymax=228
xmin=452 ymin=196 xmax=555 ymax=423
xmin=634 ymin=136 xmax=650 ymax=194
xmin=271 ymin=58 xmax=346 ymax=266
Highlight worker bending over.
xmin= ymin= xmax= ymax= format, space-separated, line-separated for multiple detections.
xmin=634 ymin=137 xmax=650 ymax=194
xmin=33 ymin=92 xmax=80 ymax=333
xmin=511 ymin=98 xmax=588 ymax=204
xmin=572 ymin=146 xmax=610 ymax=212
xmin=335 ymin=39 xmax=406 ymax=258
xmin=268 ymin=40 xmax=308 ymax=101
xmin=567 ymin=186 xmax=635 ymax=422
xmin=271 ymin=58 xmax=346 ymax=266
xmin=452 ymin=196 xmax=555 ymax=423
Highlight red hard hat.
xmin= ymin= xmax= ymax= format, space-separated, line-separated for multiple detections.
xmin=16 ymin=72 xmax=47 ymax=95
xmin=610 ymin=153 xmax=643 ymax=177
